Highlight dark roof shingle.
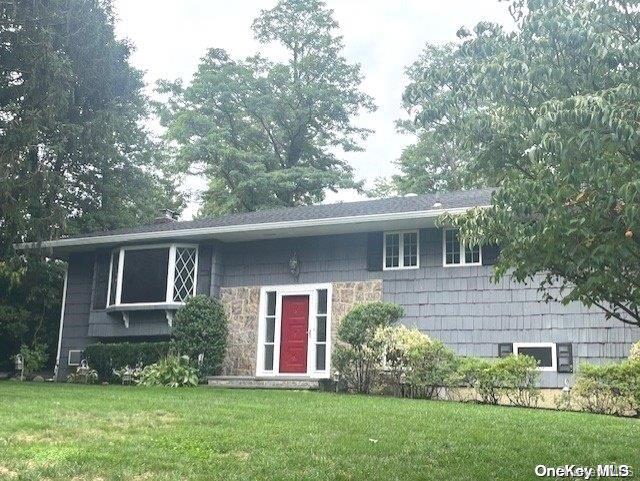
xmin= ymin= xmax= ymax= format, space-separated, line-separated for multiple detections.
xmin=68 ymin=188 xmax=494 ymax=240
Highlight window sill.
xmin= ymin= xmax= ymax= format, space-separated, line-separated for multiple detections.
xmin=106 ymin=303 xmax=184 ymax=328
xmin=383 ymin=265 xmax=420 ymax=271
xmin=106 ymin=302 xmax=184 ymax=313
xmin=443 ymin=263 xmax=482 ymax=268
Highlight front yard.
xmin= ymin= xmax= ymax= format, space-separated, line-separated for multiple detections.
xmin=0 ymin=384 xmax=637 ymax=480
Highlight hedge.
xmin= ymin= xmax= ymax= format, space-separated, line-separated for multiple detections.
xmin=84 ymin=341 xmax=173 ymax=382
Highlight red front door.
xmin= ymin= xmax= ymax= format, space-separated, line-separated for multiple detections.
xmin=279 ymin=295 xmax=309 ymax=373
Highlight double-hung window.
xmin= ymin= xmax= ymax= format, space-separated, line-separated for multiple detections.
xmin=106 ymin=244 xmax=198 ymax=308
xmin=384 ymin=231 xmax=419 ymax=270
xmin=443 ymin=228 xmax=481 ymax=266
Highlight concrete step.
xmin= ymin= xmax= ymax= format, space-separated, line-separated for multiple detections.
xmin=207 ymin=376 xmax=319 ymax=390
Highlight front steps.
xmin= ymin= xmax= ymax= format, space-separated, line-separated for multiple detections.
xmin=207 ymin=375 xmax=320 ymax=390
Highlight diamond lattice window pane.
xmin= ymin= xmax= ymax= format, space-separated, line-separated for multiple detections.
xmin=173 ymin=247 xmax=197 ymax=302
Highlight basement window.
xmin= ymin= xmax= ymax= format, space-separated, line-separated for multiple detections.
xmin=68 ymin=350 xmax=83 ymax=366
xmin=384 ymin=231 xmax=419 ymax=270
xmin=514 ymin=342 xmax=557 ymax=371
xmin=107 ymin=244 xmax=198 ymax=307
xmin=443 ymin=229 xmax=481 ymax=266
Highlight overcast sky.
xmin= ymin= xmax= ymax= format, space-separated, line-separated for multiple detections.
xmin=112 ymin=0 xmax=512 ymax=218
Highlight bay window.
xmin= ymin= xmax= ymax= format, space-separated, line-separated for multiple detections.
xmin=106 ymin=244 xmax=198 ymax=308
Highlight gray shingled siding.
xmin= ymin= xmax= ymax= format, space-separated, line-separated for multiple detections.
xmin=221 ymin=229 xmax=639 ymax=388
xmin=382 ymin=228 xmax=639 ymax=387
xmin=57 ymin=252 xmax=94 ymax=380
xmin=59 ymin=229 xmax=639 ymax=387
xmin=209 ymin=241 xmax=224 ymax=298
xmin=221 ymin=233 xmax=378 ymax=287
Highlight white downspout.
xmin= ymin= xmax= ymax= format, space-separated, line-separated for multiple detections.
xmin=54 ymin=265 xmax=69 ymax=381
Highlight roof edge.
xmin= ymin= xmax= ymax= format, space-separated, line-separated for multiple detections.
xmin=15 ymin=205 xmax=488 ymax=251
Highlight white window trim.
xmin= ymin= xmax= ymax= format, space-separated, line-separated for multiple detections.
xmin=513 ymin=342 xmax=557 ymax=372
xmin=68 ymin=350 xmax=83 ymax=367
xmin=442 ymin=228 xmax=482 ymax=267
xmin=383 ymin=230 xmax=420 ymax=271
xmin=106 ymin=243 xmax=199 ymax=309
xmin=256 ymin=283 xmax=332 ymax=379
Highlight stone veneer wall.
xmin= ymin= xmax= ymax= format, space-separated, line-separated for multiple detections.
xmin=219 ymin=286 xmax=261 ymax=376
xmin=330 ymin=280 xmax=383 ymax=346
xmin=218 ymin=280 xmax=382 ymax=377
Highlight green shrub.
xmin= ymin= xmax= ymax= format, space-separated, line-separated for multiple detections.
xmin=16 ymin=343 xmax=47 ymax=379
xmin=441 ymin=357 xmax=478 ymax=402
xmin=333 ymin=342 xmax=382 ymax=394
xmin=373 ymin=325 xmax=431 ymax=395
xmin=498 ymin=355 xmax=541 ymax=407
xmin=332 ymin=302 xmax=404 ymax=394
xmin=172 ymin=295 xmax=228 ymax=379
xmin=405 ymin=339 xmax=457 ymax=399
xmin=138 ymin=355 xmax=198 ymax=387
xmin=471 ymin=359 xmax=503 ymax=404
xmin=629 ymin=341 xmax=640 ymax=361
xmin=449 ymin=355 xmax=541 ymax=406
xmin=337 ymin=302 xmax=404 ymax=347
xmin=573 ymin=360 xmax=640 ymax=416
xmin=84 ymin=342 xmax=172 ymax=382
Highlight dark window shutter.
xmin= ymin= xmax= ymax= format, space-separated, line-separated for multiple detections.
xmin=366 ymin=232 xmax=384 ymax=272
xmin=92 ymin=251 xmax=110 ymax=310
xmin=482 ymin=244 xmax=500 ymax=266
xmin=498 ymin=343 xmax=513 ymax=358
xmin=556 ymin=343 xmax=573 ymax=373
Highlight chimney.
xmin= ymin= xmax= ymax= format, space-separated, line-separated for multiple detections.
xmin=154 ymin=208 xmax=177 ymax=224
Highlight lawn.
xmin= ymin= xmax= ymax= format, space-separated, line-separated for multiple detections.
xmin=0 ymin=384 xmax=637 ymax=480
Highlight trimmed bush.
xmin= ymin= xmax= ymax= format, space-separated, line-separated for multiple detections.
xmin=337 ymin=302 xmax=404 ymax=347
xmin=405 ymin=339 xmax=458 ymax=399
xmin=373 ymin=325 xmax=431 ymax=395
xmin=498 ymin=355 xmax=541 ymax=407
xmin=333 ymin=302 xmax=404 ymax=394
xmin=172 ymin=295 xmax=228 ymax=379
xmin=629 ymin=341 xmax=640 ymax=361
xmin=573 ymin=360 xmax=640 ymax=416
xmin=138 ymin=355 xmax=198 ymax=387
xmin=333 ymin=342 xmax=382 ymax=394
xmin=84 ymin=342 xmax=172 ymax=382
xmin=449 ymin=355 xmax=541 ymax=406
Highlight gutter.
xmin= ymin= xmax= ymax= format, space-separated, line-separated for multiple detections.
xmin=14 ymin=205 xmax=488 ymax=251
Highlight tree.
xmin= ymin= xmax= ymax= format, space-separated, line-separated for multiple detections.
xmin=155 ymin=0 xmax=375 ymax=215
xmin=0 ymin=0 xmax=182 ymax=368
xmin=1 ymin=0 xmax=181 ymax=253
xmin=367 ymin=130 xmax=484 ymax=197
xmin=368 ymin=44 xmax=488 ymax=198
xmin=403 ymin=0 xmax=640 ymax=327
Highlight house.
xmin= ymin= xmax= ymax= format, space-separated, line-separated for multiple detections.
xmin=18 ymin=188 xmax=638 ymax=388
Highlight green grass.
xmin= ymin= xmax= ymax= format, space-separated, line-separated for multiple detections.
xmin=0 ymin=384 xmax=637 ymax=480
